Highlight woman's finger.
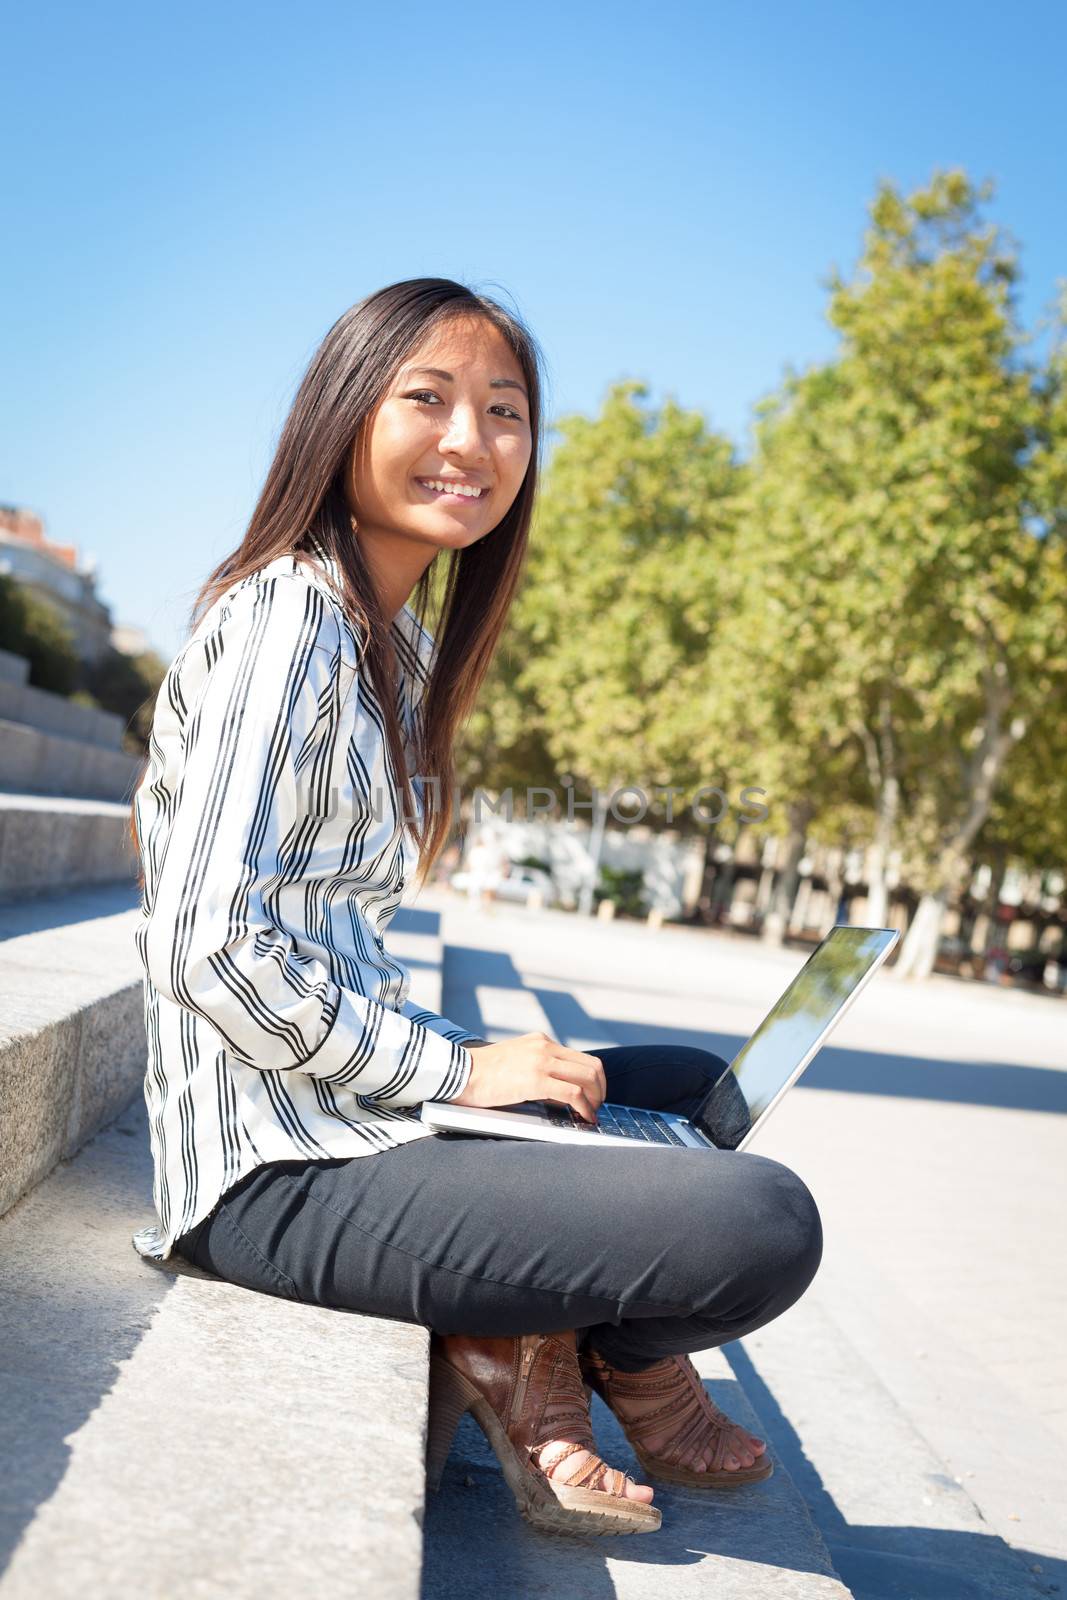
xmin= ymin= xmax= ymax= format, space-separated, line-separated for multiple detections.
xmin=543 ymin=1074 xmax=599 ymax=1124
xmin=550 ymin=1045 xmax=607 ymax=1103
xmin=544 ymin=1059 xmax=604 ymax=1110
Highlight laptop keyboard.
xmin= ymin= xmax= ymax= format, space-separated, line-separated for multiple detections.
xmin=544 ymin=1102 xmax=687 ymax=1146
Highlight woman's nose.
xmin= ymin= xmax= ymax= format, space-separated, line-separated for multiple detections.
xmin=439 ymin=406 xmax=489 ymax=458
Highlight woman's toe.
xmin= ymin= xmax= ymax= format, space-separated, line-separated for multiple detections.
xmin=625 ymin=1478 xmax=655 ymax=1503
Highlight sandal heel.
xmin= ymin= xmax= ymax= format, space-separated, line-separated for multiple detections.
xmin=426 ymin=1353 xmax=478 ymax=1491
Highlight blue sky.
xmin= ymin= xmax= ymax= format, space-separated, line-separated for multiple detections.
xmin=3 ymin=0 xmax=1064 ymax=662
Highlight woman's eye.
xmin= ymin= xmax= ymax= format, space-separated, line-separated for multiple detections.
xmin=405 ymin=391 xmax=523 ymax=422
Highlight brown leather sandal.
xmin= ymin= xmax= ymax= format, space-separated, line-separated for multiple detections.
xmin=582 ymin=1348 xmax=774 ymax=1489
xmin=426 ymin=1329 xmax=662 ymax=1536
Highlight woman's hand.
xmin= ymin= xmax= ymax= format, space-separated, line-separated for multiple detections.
xmin=451 ymin=1032 xmax=607 ymax=1124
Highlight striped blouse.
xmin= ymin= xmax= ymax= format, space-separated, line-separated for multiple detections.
xmin=130 ymin=532 xmax=475 ymax=1263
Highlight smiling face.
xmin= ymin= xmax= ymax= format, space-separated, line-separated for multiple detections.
xmin=345 ymin=313 xmax=533 ymax=614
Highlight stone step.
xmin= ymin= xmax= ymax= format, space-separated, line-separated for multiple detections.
xmin=737 ymin=1244 xmax=1062 ymax=1598
xmin=0 ymin=648 xmax=31 ymax=686
xmin=0 ymin=675 xmax=128 ymax=750
xmin=0 ymin=893 xmax=460 ymax=1599
xmin=0 ymin=792 xmax=139 ymax=903
xmin=0 ymin=881 xmax=144 ymax=1218
xmin=0 ymin=1096 xmax=430 ymax=1600
xmin=0 ymin=877 xmax=448 ymax=1223
xmin=0 ymin=715 xmax=143 ymax=802
xmin=422 ymin=1343 xmax=853 ymax=1597
xmin=419 ymin=914 xmax=854 ymax=1598
xmin=1 ymin=880 xmax=855 ymax=1598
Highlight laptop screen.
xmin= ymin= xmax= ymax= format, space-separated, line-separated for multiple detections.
xmin=693 ymin=926 xmax=898 ymax=1149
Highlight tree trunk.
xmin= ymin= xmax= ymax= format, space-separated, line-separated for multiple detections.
xmin=709 ymin=860 xmax=735 ymax=923
xmin=762 ymin=799 xmax=815 ymax=947
xmin=895 ymin=647 xmax=1026 ymax=980
xmin=822 ymin=846 xmax=847 ymax=932
xmin=694 ymin=825 xmax=722 ymax=923
xmin=709 ymin=814 xmax=750 ymax=924
xmin=894 ymin=887 xmax=950 ymax=979
xmin=865 ymin=768 xmax=900 ymax=927
xmin=971 ymin=846 xmax=1008 ymax=958
xmin=850 ymin=688 xmax=900 ymax=929
xmin=578 ymin=781 xmax=615 ymax=917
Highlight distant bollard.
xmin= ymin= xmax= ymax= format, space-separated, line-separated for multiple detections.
xmin=597 ymin=899 xmax=616 ymax=921
xmin=527 ymin=888 xmax=544 ymax=911
xmin=647 ymin=907 xmax=664 ymax=932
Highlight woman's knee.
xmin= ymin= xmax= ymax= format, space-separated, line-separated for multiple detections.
xmin=740 ymin=1153 xmax=823 ymax=1309
xmin=660 ymin=1045 xmax=731 ymax=1105
xmin=678 ymin=1046 xmax=731 ymax=1084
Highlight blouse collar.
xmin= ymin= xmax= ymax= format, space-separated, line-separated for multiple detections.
xmin=301 ymin=532 xmax=433 ymax=712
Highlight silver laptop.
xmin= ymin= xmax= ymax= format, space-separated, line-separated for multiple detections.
xmin=420 ymin=925 xmax=899 ymax=1150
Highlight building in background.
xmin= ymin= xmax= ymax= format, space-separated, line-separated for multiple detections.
xmin=0 ymin=504 xmax=114 ymax=663
xmin=109 ymin=622 xmax=153 ymax=656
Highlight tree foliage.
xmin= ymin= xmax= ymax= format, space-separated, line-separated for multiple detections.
xmin=460 ymin=380 xmax=745 ymax=825
xmin=452 ymin=171 xmax=1065 ymax=978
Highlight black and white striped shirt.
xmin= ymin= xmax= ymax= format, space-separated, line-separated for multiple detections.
xmin=130 ymin=533 xmax=474 ymax=1262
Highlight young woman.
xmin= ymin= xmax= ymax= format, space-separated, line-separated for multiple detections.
xmin=129 ymin=277 xmax=822 ymax=1539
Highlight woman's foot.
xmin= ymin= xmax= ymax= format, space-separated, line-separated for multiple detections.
xmin=581 ymin=1348 xmax=773 ymax=1488
xmin=427 ymin=1330 xmax=660 ymax=1534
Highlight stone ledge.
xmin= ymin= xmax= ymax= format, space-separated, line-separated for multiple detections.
xmin=0 ymin=717 xmax=143 ymax=802
xmin=0 ymin=883 xmax=144 ymax=1218
xmin=0 ymin=792 xmax=139 ymax=903
xmin=0 ymin=678 xmax=127 ymax=751
xmin=0 ymin=1097 xmax=429 ymax=1600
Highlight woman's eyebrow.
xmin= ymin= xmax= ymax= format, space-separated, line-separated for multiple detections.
xmin=400 ymin=364 xmax=528 ymax=400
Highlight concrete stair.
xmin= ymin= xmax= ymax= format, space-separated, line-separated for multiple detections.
xmin=0 ymin=793 xmax=139 ymax=903
xmin=0 ymin=882 xmax=145 ymax=1216
xmin=0 ymin=719 xmax=143 ymax=801
xmin=0 ymin=1096 xmax=430 ymax=1600
xmin=0 ymin=802 xmax=856 ymax=1597
xmin=0 ymin=671 xmax=131 ymax=751
xmin=0 ymin=650 xmax=143 ymax=800
xmin=424 ymin=1346 xmax=852 ymax=1599
xmin=0 ymin=845 xmax=459 ymax=1599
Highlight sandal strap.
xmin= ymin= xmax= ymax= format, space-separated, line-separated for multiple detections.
xmin=538 ymin=1441 xmax=629 ymax=1499
xmin=525 ymin=1339 xmax=598 ymax=1456
xmin=583 ymin=1349 xmax=750 ymax=1471
xmin=436 ymin=1331 xmax=645 ymax=1506
xmin=517 ymin=1335 xmax=637 ymax=1499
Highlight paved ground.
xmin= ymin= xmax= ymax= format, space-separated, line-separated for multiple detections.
xmin=418 ymin=885 xmax=1066 ymax=1598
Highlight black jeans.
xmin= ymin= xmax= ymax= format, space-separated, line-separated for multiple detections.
xmin=174 ymin=1044 xmax=822 ymax=1370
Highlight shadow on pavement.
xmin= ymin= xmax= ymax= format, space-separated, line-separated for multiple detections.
xmin=724 ymin=1339 xmax=1064 ymax=1600
xmin=421 ymin=1371 xmax=841 ymax=1599
xmin=0 ymin=1101 xmax=177 ymax=1576
xmin=439 ymin=941 xmax=1067 ymax=1115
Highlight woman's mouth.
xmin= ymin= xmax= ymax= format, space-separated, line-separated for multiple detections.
xmin=415 ymin=478 xmax=489 ymax=502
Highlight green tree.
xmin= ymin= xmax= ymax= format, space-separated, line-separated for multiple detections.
xmin=461 ymin=380 xmax=746 ymax=841
xmin=78 ymin=644 xmax=168 ymax=754
xmin=0 ymin=573 xmax=80 ymax=694
xmin=717 ymin=170 xmax=1065 ymax=975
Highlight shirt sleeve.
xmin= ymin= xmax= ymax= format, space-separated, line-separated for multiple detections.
xmin=138 ymin=572 xmax=472 ymax=1106
xmin=398 ymin=998 xmax=488 ymax=1050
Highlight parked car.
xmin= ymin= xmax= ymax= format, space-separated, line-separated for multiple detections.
xmin=494 ymin=864 xmax=557 ymax=907
xmin=451 ymin=862 xmax=556 ymax=907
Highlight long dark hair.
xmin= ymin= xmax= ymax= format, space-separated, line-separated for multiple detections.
xmin=129 ymin=277 xmax=546 ymax=890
